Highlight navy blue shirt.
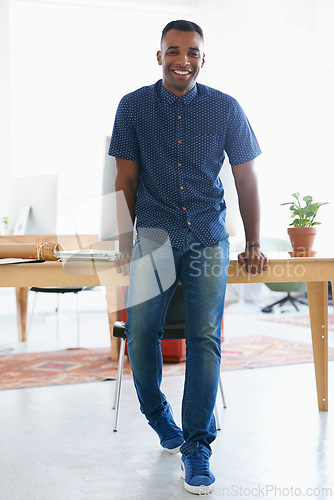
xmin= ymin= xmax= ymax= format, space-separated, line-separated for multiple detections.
xmin=109 ymin=79 xmax=261 ymax=249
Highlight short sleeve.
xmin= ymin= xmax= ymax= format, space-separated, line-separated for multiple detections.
xmin=224 ymin=99 xmax=262 ymax=166
xmin=108 ymin=95 xmax=140 ymax=161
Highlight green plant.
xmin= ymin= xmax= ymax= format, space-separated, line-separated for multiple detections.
xmin=0 ymin=216 xmax=8 ymax=233
xmin=281 ymin=192 xmax=328 ymax=228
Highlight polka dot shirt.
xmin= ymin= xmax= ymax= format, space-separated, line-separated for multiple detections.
xmin=109 ymin=79 xmax=261 ymax=249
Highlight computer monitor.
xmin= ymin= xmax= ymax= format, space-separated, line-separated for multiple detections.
xmin=8 ymin=174 xmax=58 ymax=235
xmin=99 ymin=137 xmax=118 ymax=241
xmin=99 ymin=136 xmax=134 ymax=242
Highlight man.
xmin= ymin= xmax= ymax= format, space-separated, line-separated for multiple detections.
xmin=109 ymin=20 xmax=267 ymax=495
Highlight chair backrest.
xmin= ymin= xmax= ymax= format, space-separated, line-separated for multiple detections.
xmin=260 ymin=237 xmax=292 ymax=252
xmin=123 ymin=284 xmax=185 ymax=326
xmin=260 ymin=237 xmax=306 ymax=292
xmin=120 ymin=285 xmax=186 ymax=340
xmin=165 ymin=286 xmax=185 ymax=325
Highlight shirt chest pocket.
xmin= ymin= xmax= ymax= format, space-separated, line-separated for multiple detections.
xmin=188 ymin=133 xmax=223 ymax=161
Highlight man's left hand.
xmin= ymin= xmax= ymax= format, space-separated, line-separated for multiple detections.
xmin=238 ymin=247 xmax=268 ymax=274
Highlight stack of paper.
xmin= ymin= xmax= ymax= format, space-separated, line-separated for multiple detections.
xmin=56 ymin=249 xmax=118 ymax=262
xmin=0 ymin=258 xmax=44 ymax=265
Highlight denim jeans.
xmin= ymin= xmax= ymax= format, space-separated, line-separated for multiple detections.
xmin=124 ymin=230 xmax=230 ymax=454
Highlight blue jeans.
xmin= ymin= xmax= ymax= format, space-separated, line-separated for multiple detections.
xmin=124 ymin=230 xmax=230 ymax=454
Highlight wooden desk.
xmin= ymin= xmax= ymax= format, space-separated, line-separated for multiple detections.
xmin=0 ymin=235 xmax=123 ymax=360
xmin=1 ymin=243 xmax=333 ymax=411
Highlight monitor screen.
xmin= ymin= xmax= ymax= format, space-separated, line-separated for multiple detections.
xmin=8 ymin=174 xmax=57 ymax=235
xmin=99 ymin=136 xmax=134 ymax=242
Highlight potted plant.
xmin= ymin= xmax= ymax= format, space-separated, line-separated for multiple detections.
xmin=281 ymin=192 xmax=328 ymax=255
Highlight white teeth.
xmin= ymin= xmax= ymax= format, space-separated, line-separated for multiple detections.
xmin=173 ymin=70 xmax=190 ymax=75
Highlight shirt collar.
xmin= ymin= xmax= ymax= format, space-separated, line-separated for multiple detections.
xmin=159 ymin=79 xmax=198 ymax=105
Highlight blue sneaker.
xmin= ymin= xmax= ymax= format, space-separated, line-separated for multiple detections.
xmin=181 ymin=443 xmax=215 ymax=494
xmin=148 ymin=404 xmax=184 ymax=454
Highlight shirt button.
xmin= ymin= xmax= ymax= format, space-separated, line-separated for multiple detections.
xmin=182 ymin=207 xmax=186 ymax=211
xmin=178 ymin=140 xmax=182 ymax=144
xmin=178 ymin=98 xmax=181 ymax=102
xmin=180 ymin=186 xmax=184 ymax=190
xmin=178 ymin=115 xmax=181 ymax=120
xmin=187 ymin=222 xmax=191 ymax=226
xmin=178 ymin=163 xmax=181 ymax=167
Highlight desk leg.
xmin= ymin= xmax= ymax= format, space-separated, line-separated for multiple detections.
xmin=307 ymin=281 xmax=328 ymax=411
xmin=15 ymin=287 xmax=28 ymax=342
xmin=105 ymin=287 xmax=123 ymax=362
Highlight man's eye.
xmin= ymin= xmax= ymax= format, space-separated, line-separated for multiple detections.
xmin=190 ymin=52 xmax=199 ymax=57
xmin=167 ymin=51 xmax=177 ymax=55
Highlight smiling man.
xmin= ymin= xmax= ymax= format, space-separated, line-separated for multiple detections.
xmin=157 ymin=28 xmax=205 ymax=96
xmin=109 ymin=20 xmax=267 ymax=495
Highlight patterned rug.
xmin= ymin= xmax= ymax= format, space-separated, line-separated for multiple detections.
xmin=2 ymin=336 xmax=334 ymax=390
xmin=262 ymin=314 xmax=334 ymax=331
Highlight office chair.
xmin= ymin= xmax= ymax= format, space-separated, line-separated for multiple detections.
xmin=112 ymin=286 xmax=227 ymax=432
xmin=261 ymin=283 xmax=308 ymax=313
xmin=260 ymin=237 xmax=307 ymax=313
xmin=27 ymin=286 xmax=88 ymax=346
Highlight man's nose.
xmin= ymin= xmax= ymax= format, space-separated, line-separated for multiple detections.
xmin=176 ymin=52 xmax=190 ymax=67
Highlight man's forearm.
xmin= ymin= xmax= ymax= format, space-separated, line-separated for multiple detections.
xmin=232 ymin=160 xmax=268 ymax=274
xmin=232 ymin=161 xmax=261 ymax=248
xmin=237 ymin=181 xmax=261 ymax=248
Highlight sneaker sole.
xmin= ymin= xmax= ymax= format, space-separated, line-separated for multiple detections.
xmin=163 ymin=445 xmax=181 ymax=454
xmin=181 ymin=461 xmax=215 ymax=495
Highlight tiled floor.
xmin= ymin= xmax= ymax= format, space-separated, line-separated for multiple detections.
xmin=1 ymin=286 xmax=334 ymax=499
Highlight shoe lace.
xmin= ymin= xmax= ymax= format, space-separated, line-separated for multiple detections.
xmin=187 ymin=443 xmax=211 ymax=476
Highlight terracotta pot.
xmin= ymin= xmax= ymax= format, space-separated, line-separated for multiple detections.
xmin=287 ymin=227 xmax=317 ymax=252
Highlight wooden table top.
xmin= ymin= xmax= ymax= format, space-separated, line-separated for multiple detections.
xmin=1 ymin=252 xmax=334 ymax=287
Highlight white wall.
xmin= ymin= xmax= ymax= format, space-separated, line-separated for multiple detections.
xmin=196 ymin=0 xmax=334 ymax=247
xmin=3 ymin=0 xmax=334 ymax=244
xmin=0 ymin=0 xmax=11 ymax=220
xmin=7 ymin=0 xmax=198 ymax=233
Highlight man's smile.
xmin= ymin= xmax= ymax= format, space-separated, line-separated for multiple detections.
xmin=171 ymin=69 xmax=191 ymax=75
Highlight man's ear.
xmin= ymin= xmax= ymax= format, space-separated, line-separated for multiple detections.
xmin=157 ymin=50 xmax=162 ymax=66
xmin=201 ymin=53 xmax=206 ymax=68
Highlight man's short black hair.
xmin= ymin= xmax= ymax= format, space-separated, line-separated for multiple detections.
xmin=161 ymin=20 xmax=204 ymax=43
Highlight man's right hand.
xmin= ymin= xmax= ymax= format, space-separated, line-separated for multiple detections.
xmin=114 ymin=251 xmax=132 ymax=276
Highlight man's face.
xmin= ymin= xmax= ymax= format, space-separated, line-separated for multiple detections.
xmin=157 ymin=29 xmax=205 ymax=97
